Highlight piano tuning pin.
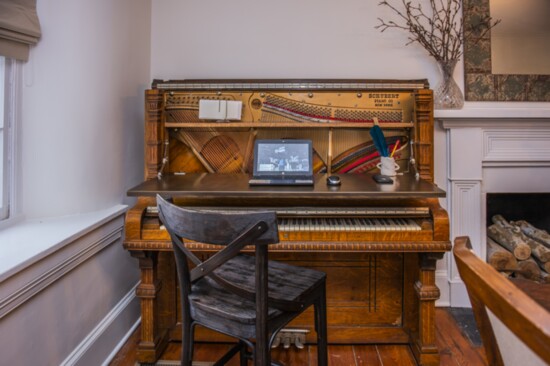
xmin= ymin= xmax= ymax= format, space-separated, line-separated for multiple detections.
xmin=283 ymin=336 xmax=291 ymax=349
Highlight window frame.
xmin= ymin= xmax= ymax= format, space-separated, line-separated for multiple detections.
xmin=0 ymin=57 xmax=21 ymax=225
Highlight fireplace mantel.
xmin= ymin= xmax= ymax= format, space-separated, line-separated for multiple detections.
xmin=435 ymin=101 xmax=550 ymax=120
xmin=438 ymin=113 xmax=550 ymax=307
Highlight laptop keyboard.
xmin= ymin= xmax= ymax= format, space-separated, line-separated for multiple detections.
xmin=249 ymin=178 xmax=314 ymax=186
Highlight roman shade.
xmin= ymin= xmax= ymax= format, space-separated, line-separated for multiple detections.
xmin=0 ymin=0 xmax=41 ymax=61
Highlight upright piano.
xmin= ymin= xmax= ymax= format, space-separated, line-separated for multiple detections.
xmin=124 ymin=79 xmax=450 ymax=365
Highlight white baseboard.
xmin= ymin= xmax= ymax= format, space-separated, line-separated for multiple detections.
xmin=435 ymin=270 xmax=451 ymax=307
xmin=449 ymin=279 xmax=471 ymax=308
xmin=102 ymin=317 xmax=141 ymax=366
xmin=61 ymin=283 xmax=141 ymax=366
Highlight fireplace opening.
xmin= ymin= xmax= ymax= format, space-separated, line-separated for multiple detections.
xmin=486 ymin=193 xmax=550 ymax=283
xmin=487 ymin=193 xmax=550 ymax=232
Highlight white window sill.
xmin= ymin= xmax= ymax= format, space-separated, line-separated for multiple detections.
xmin=0 ymin=205 xmax=127 ymax=282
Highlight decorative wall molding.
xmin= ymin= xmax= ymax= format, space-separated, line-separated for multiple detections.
xmin=0 ymin=209 xmax=141 ymax=365
xmin=0 ymin=214 xmax=124 ymax=319
xmin=449 ymin=181 xmax=482 ymax=248
xmin=449 ymin=180 xmax=482 ymax=288
xmin=483 ymin=129 xmax=550 ymax=166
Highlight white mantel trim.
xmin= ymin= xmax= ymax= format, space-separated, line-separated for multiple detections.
xmin=435 ymin=102 xmax=550 ymax=120
xmin=440 ymin=115 xmax=550 ymax=307
xmin=483 ymin=129 xmax=550 ymax=165
xmin=440 ymin=118 xmax=550 ymax=129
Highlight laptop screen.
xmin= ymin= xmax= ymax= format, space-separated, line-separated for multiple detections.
xmin=253 ymin=139 xmax=313 ymax=178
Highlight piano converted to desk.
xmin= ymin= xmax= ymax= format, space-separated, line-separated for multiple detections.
xmin=124 ymin=79 xmax=450 ymax=365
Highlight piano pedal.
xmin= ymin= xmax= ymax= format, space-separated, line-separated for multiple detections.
xmin=271 ymin=329 xmax=309 ymax=350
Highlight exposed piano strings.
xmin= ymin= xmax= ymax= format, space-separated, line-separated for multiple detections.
xmin=262 ymin=94 xmax=404 ymax=123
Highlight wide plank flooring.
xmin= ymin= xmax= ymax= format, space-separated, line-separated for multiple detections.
xmin=110 ymin=308 xmax=488 ymax=366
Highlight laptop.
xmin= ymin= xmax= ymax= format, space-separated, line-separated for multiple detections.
xmin=249 ymin=139 xmax=314 ymax=186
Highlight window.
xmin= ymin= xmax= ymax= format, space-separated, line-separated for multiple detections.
xmin=0 ymin=0 xmax=40 ymax=224
xmin=1 ymin=56 xmax=18 ymax=222
xmin=0 ymin=56 xmax=7 ymax=219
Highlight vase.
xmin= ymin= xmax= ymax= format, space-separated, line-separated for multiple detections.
xmin=434 ymin=59 xmax=464 ymax=109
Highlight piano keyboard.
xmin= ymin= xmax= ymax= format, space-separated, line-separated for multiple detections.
xmin=147 ymin=206 xmax=430 ymax=218
xmin=151 ymin=206 xmax=428 ymax=241
xmin=278 ymin=217 xmax=421 ymax=232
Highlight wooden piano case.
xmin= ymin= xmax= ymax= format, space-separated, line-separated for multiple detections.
xmin=124 ymin=80 xmax=450 ymax=365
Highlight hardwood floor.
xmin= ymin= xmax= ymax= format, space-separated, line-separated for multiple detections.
xmin=109 ymin=308 xmax=488 ymax=366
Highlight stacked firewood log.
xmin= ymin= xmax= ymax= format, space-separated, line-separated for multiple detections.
xmin=486 ymin=214 xmax=550 ymax=283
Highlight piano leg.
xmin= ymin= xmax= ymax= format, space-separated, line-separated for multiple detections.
xmin=409 ymin=252 xmax=445 ymax=366
xmin=131 ymin=250 xmax=175 ymax=364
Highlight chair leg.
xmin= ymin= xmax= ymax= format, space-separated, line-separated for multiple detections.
xmin=240 ymin=341 xmax=248 ymax=366
xmin=181 ymin=320 xmax=194 ymax=366
xmin=254 ymin=339 xmax=270 ymax=366
xmin=315 ymin=284 xmax=328 ymax=366
xmin=188 ymin=323 xmax=196 ymax=364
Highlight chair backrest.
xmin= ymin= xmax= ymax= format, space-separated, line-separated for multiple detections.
xmin=157 ymin=195 xmax=279 ymax=246
xmin=453 ymin=236 xmax=550 ymax=366
xmin=156 ymin=194 xmax=280 ymax=310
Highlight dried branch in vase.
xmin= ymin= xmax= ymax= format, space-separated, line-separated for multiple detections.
xmin=375 ymin=0 xmax=500 ymax=62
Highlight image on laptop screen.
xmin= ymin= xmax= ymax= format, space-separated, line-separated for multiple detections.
xmin=253 ymin=139 xmax=313 ymax=178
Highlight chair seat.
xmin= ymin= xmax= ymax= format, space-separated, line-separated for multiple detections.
xmin=189 ymin=254 xmax=326 ymax=326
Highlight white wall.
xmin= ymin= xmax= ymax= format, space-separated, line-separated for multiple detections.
xmin=0 ymin=1 xmax=151 ymax=365
xmin=23 ymin=0 xmax=152 ymax=218
xmin=151 ymin=0 xmax=443 ymax=82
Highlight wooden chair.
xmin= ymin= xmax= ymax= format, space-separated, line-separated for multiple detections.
xmin=157 ymin=195 xmax=328 ymax=366
xmin=453 ymin=236 xmax=550 ymax=366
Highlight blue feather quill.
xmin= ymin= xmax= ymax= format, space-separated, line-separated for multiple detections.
xmin=370 ymin=117 xmax=388 ymax=157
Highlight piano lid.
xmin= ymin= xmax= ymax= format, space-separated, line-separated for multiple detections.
xmin=127 ymin=173 xmax=446 ymax=200
xmin=152 ymin=79 xmax=430 ymax=91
